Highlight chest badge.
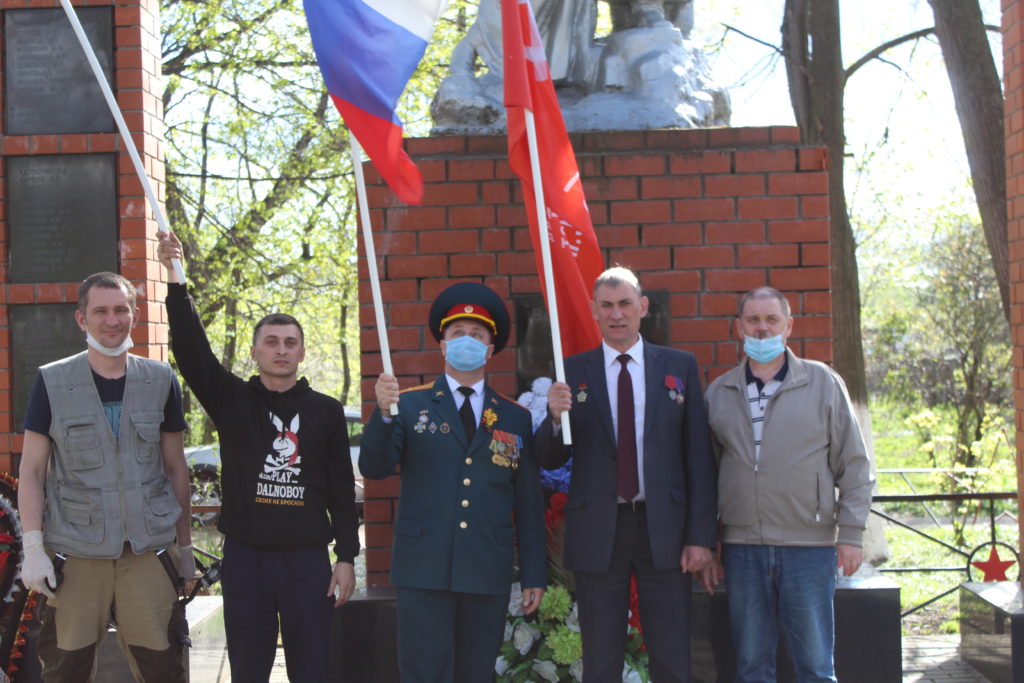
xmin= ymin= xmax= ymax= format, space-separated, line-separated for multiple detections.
xmin=665 ymin=375 xmax=685 ymax=405
xmin=489 ymin=429 xmax=523 ymax=470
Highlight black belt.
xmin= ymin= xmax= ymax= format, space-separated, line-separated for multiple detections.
xmin=618 ymin=500 xmax=645 ymax=512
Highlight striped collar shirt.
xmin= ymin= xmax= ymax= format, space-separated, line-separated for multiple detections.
xmin=744 ymin=357 xmax=788 ymax=465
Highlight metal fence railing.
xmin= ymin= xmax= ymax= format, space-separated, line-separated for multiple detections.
xmin=871 ymin=485 xmax=1018 ymax=618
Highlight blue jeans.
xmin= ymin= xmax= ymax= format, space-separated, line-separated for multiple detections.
xmin=722 ymin=544 xmax=837 ymax=683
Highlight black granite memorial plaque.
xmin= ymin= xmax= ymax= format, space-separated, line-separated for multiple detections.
xmin=8 ymin=154 xmax=117 ymax=284
xmin=514 ymin=291 xmax=669 ymax=395
xmin=11 ymin=303 xmax=82 ymax=430
xmin=5 ymin=7 xmax=115 ymax=135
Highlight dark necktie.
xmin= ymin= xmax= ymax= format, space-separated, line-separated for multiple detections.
xmin=458 ymin=386 xmax=477 ymax=442
xmin=616 ymin=354 xmax=639 ymax=501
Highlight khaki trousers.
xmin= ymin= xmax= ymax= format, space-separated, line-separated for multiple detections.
xmin=38 ymin=546 xmax=186 ymax=683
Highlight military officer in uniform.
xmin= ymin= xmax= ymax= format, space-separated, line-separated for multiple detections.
xmin=360 ymin=282 xmax=547 ymax=683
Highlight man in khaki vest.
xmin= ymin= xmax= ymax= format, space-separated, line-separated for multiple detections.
xmin=18 ymin=272 xmax=193 ymax=682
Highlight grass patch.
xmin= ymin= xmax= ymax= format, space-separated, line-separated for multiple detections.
xmin=870 ymin=398 xmax=1020 ymax=635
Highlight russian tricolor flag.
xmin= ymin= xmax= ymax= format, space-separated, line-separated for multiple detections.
xmin=304 ymin=0 xmax=449 ymax=205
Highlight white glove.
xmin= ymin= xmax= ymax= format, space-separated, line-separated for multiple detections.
xmin=21 ymin=530 xmax=56 ymax=599
xmin=177 ymin=544 xmax=196 ymax=581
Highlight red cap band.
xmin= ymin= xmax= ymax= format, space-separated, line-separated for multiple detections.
xmin=439 ymin=304 xmax=496 ymax=335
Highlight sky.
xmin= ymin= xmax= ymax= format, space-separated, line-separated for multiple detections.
xmin=692 ymin=0 xmax=1002 ymax=236
xmin=687 ymin=0 xmax=1005 ymax=305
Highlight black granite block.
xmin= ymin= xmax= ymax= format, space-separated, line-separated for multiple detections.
xmin=331 ymin=587 xmax=400 ymax=683
xmin=959 ymin=581 xmax=1024 ymax=683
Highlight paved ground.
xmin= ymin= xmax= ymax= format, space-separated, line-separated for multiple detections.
xmin=902 ymin=635 xmax=990 ymax=682
xmin=186 ymin=634 xmax=994 ymax=682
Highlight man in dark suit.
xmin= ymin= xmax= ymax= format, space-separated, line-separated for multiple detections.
xmin=537 ymin=266 xmax=717 ymax=682
xmin=360 ymin=282 xmax=547 ymax=683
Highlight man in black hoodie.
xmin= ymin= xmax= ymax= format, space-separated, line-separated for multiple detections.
xmin=157 ymin=232 xmax=359 ymax=682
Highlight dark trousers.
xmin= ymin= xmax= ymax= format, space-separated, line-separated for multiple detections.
xmin=574 ymin=506 xmax=693 ymax=683
xmin=396 ymin=585 xmax=508 ymax=683
xmin=221 ymin=538 xmax=334 ymax=683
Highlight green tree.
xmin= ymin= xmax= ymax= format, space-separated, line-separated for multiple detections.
xmin=865 ymin=221 xmax=1012 ymax=543
xmin=159 ymin=0 xmax=472 ymax=441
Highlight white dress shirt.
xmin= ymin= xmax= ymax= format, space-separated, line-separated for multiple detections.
xmin=602 ymin=337 xmax=646 ymax=501
xmin=447 ymin=374 xmax=485 ymax=425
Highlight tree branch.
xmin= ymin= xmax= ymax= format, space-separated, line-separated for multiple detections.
xmin=846 ymin=24 xmax=999 ymax=80
xmin=722 ymin=24 xmax=781 ymax=53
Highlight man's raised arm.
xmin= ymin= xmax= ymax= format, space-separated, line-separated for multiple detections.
xmin=157 ymin=230 xmax=236 ymax=415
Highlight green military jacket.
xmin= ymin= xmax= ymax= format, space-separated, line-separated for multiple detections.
xmin=360 ymin=375 xmax=546 ymax=594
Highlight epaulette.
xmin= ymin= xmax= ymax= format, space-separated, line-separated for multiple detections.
xmin=493 ymin=391 xmax=528 ymax=411
xmin=400 ymin=383 xmax=432 ymax=394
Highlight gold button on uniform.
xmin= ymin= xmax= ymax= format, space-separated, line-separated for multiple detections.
xmin=459 ymin=521 xmax=468 ymax=529
xmin=465 ymin=457 xmax=472 ymax=465
xmin=461 ymin=499 xmax=470 ymax=508
xmin=463 ymin=478 xmax=471 ymax=486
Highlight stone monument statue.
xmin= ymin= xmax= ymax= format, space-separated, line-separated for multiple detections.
xmin=431 ymin=0 xmax=730 ymax=133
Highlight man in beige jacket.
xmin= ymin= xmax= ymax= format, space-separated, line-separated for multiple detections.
xmin=704 ymin=286 xmax=873 ymax=683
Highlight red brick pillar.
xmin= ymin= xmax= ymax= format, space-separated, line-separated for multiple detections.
xmin=359 ymin=127 xmax=832 ymax=587
xmin=1003 ymin=0 xmax=1024 ymax=563
xmin=0 ymin=0 xmax=167 ymax=474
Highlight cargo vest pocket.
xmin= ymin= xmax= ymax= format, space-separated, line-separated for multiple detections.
xmin=133 ymin=412 xmax=163 ymax=465
xmin=61 ymin=421 xmax=103 ymax=471
xmin=56 ymin=489 xmax=103 ymax=543
xmin=143 ymin=485 xmax=180 ymax=536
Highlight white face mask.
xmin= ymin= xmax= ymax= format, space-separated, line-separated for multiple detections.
xmin=86 ymin=331 xmax=134 ymax=357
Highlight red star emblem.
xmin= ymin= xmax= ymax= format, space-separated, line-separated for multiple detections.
xmin=971 ymin=546 xmax=1016 ymax=582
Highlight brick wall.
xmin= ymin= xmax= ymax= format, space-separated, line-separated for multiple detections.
xmin=0 ymin=0 xmax=166 ymax=473
xmin=359 ymin=127 xmax=832 ymax=586
xmin=1004 ymin=0 xmax=1024 ymax=558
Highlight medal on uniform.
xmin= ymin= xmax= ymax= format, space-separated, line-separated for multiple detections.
xmin=664 ymin=375 xmax=685 ymax=405
xmin=429 ymin=422 xmax=437 ymax=434
xmin=414 ymin=413 xmax=429 ymax=433
xmin=576 ymin=383 xmax=588 ymax=403
xmin=440 ymin=422 xmax=450 ymax=434
xmin=490 ymin=430 xmax=522 ymax=469
xmin=490 ymin=431 xmax=510 ymax=467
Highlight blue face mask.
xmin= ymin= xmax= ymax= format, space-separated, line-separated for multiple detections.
xmin=744 ymin=334 xmax=785 ymax=364
xmin=444 ymin=335 xmax=490 ymax=372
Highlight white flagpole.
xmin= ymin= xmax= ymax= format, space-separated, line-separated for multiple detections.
xmin=524 ymin=111 xmax=571 ymax=445
xmin=59 ymin=0 xmax=186 ymax=285
xmin=350 ymin=138 xmax=399 ymax=416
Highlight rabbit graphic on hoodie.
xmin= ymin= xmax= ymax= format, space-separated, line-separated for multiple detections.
xmin=256 ymin=412 xmax=306 ymax=504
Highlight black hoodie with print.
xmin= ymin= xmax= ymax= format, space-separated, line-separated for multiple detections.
xmin=165 ymin=283 xmax=359 ymax=562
